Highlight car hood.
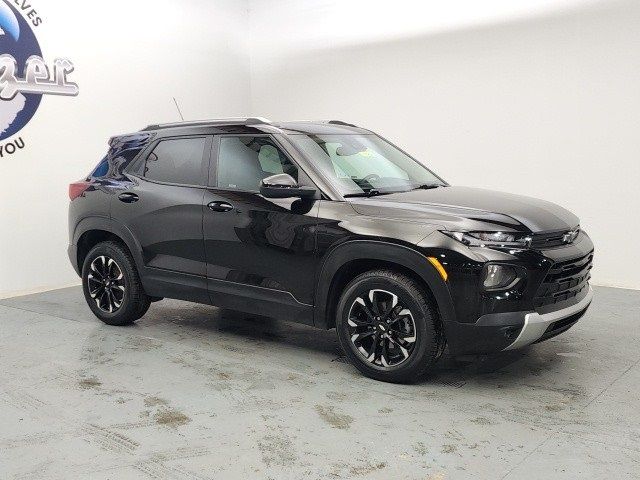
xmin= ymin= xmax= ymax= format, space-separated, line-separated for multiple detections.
xmin=347 ymin=186 xmax=579 ymax=233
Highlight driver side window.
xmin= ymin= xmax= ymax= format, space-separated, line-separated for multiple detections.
xmin=216 ymin=136 xmax=298 ymax=191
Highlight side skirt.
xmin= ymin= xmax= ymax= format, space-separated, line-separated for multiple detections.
xmin=141 ymin=267 xmax=315 ymax=326
xmin=208 ymin=278 xmax=314 ymax=326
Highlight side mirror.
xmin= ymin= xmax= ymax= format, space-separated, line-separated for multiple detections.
xmin=260 ymin=174 xmax=316 ymax=199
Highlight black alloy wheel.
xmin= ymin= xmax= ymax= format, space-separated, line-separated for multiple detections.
xmin=87 ymin=255 xmax=126 ymax=313
xmin=336 ymin=269 xmax=443 ymax=383
xmin=82 ymin=241 xmax=151 ymax=325
xmin=346 ymin=289 xmax=417 ymax=367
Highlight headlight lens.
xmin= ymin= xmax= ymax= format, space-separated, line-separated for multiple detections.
xmin=483 ymin=264 xmax=518 ymax=290
xmin=441 ymin=230 xmax=531 ymax=247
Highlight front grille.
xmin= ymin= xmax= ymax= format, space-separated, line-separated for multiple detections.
xmin=529 ymin=229 xmax=575 ymax=249
xmin=534 ymin=251 xmax=593 ymax=308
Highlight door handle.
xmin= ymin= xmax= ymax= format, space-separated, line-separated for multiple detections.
xmin=207 ymin=201 xmax=234 ymax=212
xmin=118 ymin=192 xmax=139 ymax=203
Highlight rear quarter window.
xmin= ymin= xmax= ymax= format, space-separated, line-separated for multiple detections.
xmin=91 ymin=132 xmax=152 ymax=179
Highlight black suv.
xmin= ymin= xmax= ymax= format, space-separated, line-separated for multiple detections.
xmin=68 ymin=118 xmax=594 ymax=382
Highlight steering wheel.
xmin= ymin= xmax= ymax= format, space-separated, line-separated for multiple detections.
xmin=361 ymin=173 xmax=381 ymax=185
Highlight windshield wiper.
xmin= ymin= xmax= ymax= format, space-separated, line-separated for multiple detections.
xmin=345 ymin=185 xmax=445 ymax=197
xmin=344 ymin=189 xmax=386 ymax=198
xmin=410 ymin=184 xmax=444 ymax=190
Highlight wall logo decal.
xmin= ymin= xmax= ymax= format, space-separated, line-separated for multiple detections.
xmin=0 ymin=0 xmax=78 ymax=156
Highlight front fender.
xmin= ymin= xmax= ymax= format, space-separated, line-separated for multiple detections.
xmin=313 ymin=240 xmax=456 ymax=333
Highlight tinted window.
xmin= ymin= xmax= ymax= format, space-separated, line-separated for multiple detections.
xmin=93 ymin=147 xmax=144 ymax=178
xmin=217 ymin=136 xmax=298 ymax=191
xmin=144 ymin=137 xmax=207 ymax=185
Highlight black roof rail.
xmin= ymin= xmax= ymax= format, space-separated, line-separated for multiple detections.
xmin=327 ymin=120 xmax=358 ymax=127
xmin=142 ymin=117 xmax=272 ymax=131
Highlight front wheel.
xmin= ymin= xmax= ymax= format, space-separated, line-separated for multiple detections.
xmin=336 ymin=269 xmax=443 ymax=383
xmin=81 ymin=241 xmax=150 ymax=326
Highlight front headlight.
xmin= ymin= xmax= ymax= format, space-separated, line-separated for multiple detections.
xmin=441 ymin=230 xmax=531 ymax=247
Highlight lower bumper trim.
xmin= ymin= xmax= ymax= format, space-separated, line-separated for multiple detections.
xmin=503 ymin=286 xmax=593 ymax=350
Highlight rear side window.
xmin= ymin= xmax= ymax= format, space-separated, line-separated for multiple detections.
xmin=144 ymin=137 xmax=207 ymax=185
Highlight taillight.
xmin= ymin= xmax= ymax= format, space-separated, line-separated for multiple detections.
xmin=69 ymin=181 xmax=90 ymax=200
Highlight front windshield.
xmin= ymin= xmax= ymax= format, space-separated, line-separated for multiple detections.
xmin=288 ymin=133 xmax=445 ymax=196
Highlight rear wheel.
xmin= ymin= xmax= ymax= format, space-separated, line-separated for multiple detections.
xmin=336 ymin=269 xmax=443 ymax=383
xmin=81 ymin=241 xmax=150 ymax=325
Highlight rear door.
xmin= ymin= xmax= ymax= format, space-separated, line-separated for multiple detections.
xmin=202 ymin=134 xmax=319 ymax=324
xmin=112 ymin=135 xmax=212 ymax=300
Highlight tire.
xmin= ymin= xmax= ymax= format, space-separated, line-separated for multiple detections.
xmin=336 ymin=269 xmax=443 ymax=383
xmin=81 ymin=241 xmax=151 ymax=326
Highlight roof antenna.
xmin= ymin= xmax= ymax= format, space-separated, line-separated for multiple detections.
xmin=172 ymin=97 xmax=185 ymax=121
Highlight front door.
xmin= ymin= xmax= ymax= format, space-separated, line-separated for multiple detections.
xmin=202 ymin=134 xmax=319 ymax=324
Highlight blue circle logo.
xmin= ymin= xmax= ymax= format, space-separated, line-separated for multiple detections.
xmin=0 ymin=1 xmax=43 ymax=141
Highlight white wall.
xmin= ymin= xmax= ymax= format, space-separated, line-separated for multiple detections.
xmin=249 ymin=0 xmax=640 ymax=289
xmin=0 ymin=0 xmax=250 ymax=297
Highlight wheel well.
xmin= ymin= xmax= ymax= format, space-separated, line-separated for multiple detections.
xmin=76 ymin=230 xmax=126 ymax=272
xmin=324 ymin=259 xmax=440 ymax=329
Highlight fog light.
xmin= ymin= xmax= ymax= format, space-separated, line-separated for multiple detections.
xmin=483 ymin=265 xmax=518 ymax=290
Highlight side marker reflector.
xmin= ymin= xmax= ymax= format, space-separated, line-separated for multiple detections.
xmin=427 ymin=257 xmax=448 ymax=282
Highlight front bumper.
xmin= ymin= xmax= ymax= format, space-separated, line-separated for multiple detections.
xmin=503 ymin=285 xmax=593 ymax=350
xmin=420 ymin=230 xmax=595 ymax=355
xmin=445 ymin=286 xmax=593 ymax=354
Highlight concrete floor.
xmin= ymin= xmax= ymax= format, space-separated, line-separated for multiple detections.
xmin=0 ymin=286 xmax=638 ymax=479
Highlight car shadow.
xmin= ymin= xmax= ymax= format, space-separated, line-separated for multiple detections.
xmin=144 ymin=300 xmax=559 ymax=386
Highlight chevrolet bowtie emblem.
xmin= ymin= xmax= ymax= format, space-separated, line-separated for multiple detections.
xmin=562 ymin=229 xmax=579 ymax=244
